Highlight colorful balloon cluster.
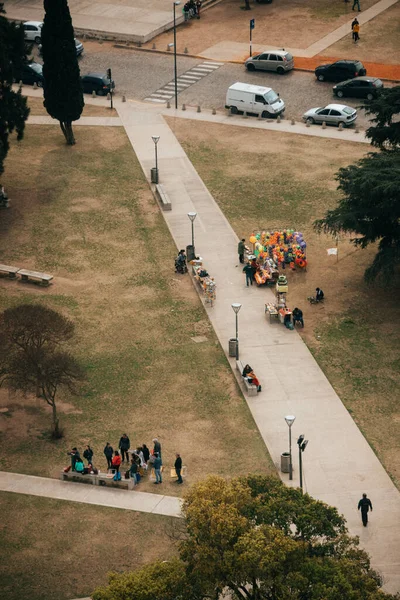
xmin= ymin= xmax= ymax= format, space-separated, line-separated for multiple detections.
xmin=249 ymin=230 xmax=307 ymax=269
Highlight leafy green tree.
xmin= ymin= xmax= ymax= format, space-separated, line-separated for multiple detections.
xmin=93 ymin=475 xmax=397 ymax=600
xmin=364 ymin=86 xmax=400 ymax=150
xmin=0 ymin=304 xmax=83 ymax=437
xmin=41 ymin=0 xmax=84 ymax=145
xmin=314 ymin=151 xmax=400 ymax=281
xmin=0 ymin=2 xmax=30 ymax=176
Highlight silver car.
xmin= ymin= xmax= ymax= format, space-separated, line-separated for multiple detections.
xmin=302 ymin=103 xmax=357 ymax=127
xmin=245 ymin=50 xmax=294 ymax=74
xmin=23 ymin=21 xmax=43 ymax=44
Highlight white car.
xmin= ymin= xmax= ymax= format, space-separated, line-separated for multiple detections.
xmin=23 ymin=21 xmax=43 ymax=44
xmin=302 ymin=103 xmax=357 ymax=127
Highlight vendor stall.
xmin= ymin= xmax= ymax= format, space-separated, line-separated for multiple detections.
xmin=249 ymin=229 xmax=308 ymax=271
xmin=192 ymin=263 xmax=216 ymax=306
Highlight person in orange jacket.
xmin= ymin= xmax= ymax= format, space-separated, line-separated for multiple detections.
xmin=112 ymin=450 xmax=122 ymax=473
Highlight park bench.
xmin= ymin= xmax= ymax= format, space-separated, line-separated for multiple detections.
xmin=0 ymin=264 xmax=20 ymax=279
xmin=154 ymin=184 xmax=172 ymax=211
xmin=60 ymin=471 xmax=98 ymax=485
xmin=18 ymin=269 xmax=53 ymax=286
xmin=97 ymin=472 xmax=135 ymax=490
xmin=236 ymin=359 xmax=258 ymax=396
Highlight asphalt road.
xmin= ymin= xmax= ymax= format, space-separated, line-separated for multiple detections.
xmin=34 ymin=41 xmax=375 ymax=128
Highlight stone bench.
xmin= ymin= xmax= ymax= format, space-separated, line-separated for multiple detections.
xmin=18 ymin=269 xmax=53 ymax=286
xmin=236 ymin=359 xmax=258 ymax=396
xmin=60 ymin=471 xmax=98 ymax=485
xmin=0 ymin=264 xmax=20 ymax=278
xmin=60 ymin=470 xmax=135 ymax=490
xmin=154 ymin=184 xmax=172 ymax=211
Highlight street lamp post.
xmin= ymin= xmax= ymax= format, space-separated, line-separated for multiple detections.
xmin=231 ymin=303 xmax=241 ymax=360
xmin=297 ymin=434 xmax=308 ymax=493
xmin=173 ymin=1 xmax=181 ymax=109
xmin=285 ymin=415 xmax=296 ymax=480
xmin=187 ymin=212 xmax=197 ymax=249
xmin=151 ymin=135 xmax=160 ymax=183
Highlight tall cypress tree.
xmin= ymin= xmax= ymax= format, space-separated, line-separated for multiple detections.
xmin=41 ymin=0 xmax=84 ymax=145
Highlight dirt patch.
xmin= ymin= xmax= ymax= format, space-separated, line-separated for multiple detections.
xmin=26 ymin=95 xmax=116 ymax=117
xmin=143 ymin=0 xmax=383 ymax=56
xmin=168 ymin=117 xmax=400 ymax=487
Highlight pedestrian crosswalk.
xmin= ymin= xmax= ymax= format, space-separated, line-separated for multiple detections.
xmin=144 ymin=61 xmax=224 ymax=103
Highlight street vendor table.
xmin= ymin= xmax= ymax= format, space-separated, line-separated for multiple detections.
xmin=265 ymin=303 xmax=279 ymax=323
xmin=279 ymin=307 xmax=292 ymax=324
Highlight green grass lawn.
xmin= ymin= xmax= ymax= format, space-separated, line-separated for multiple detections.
xmin=0 ymin=492 xmax=176 ymax=600
xmin=169 ymin=118 xmax=400 ymax=489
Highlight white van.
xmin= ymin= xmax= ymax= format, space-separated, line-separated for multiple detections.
xmin=225 ymin=82 xmax=285 ymax=118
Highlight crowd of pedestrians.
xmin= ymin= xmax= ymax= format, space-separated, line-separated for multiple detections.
xmin=67 ymin=436 xmax=184 ymax=485
xmin=183 ymin=0 xmax=202 ymax=21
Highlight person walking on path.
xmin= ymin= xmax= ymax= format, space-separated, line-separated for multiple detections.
xmin=119 ymin=433 xmax=130 ymax=462
xmin=112 ymin=450 xmax=122 ymax=473
xmin=352 ymin=19 xmax=360 ymax=42
xmin=358 ymin=493 xmax=373 ymax=526
xmin=67 ymin=447 xmax=80 ymax=471
xmin=175 ymin=453 xmax=183 ymax=484
xmin=238 ymin=238 xmax=246 ymax=264
xmin=243 ymin=261 xmax=253 ymax=287
xmin=153 ymin=452 xmax=162 ymax=484
xmin=352 ymin=0 xmax=361 ymax=11
xmin=103 ymin=442 xmax=113 ymax=469
xmin=83 ymin=445 xmax=93 ymax=465
xmin=153 ymin=438 xmax=162 ymax=460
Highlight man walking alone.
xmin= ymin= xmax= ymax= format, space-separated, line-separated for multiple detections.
xmin=358 ymin=493 xmax=373 ymax=526
xmin=238 ymin=238 xmax=246 ymax=264
xmin=174 ymin=453 xmax=183 ymax=484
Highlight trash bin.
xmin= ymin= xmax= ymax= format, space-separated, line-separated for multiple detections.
xmin=229 ymin=338 xmax=238 ymax=357
xmin=186 ymin=244 xmax=196 ymax=263
xmin=151 ymin=167 xmax=159 ymax=184
xmin=280 ymin=452 xmax=290 ymax=473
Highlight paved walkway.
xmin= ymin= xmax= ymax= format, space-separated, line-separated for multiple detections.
xmin=0 ymin=471 xmax=182 ymax=517
xmin=114 ymin=100 xmax=400 ymax=593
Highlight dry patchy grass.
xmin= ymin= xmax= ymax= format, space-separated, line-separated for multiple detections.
xmin=25 ymin=95 xmax=117 ymax=117
xmin=168 ymin=118 xmax=400 ymax=487
xmin=0 ymin=124 xmax=274 ymax=497
xmin=0 ymin=492 xmax=177 ymax=600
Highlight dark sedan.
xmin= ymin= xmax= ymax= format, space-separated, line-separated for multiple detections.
xmin=333 ymin=76 xmax=383 ymax=100
xmin=81 ymin=73 xmax=115 ymax=96
xmin=18 ymin=62 xmax=44 ymax=86
xmin=315 ymin=60 xmax=366 ymax=82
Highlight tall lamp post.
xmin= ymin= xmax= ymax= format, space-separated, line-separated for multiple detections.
xmin=297 ymin=434 xmax=308 ymax=493
xmin=231 ymin=303 xmax=241 ymax=360
xmin=284 ymin=415 xmax=296 ymax=481
xmin=173 ymin=1 xmax=181 ymax=109
xmin=187 ymin=211 xmax=197 ymax=248
xmin=151 ymin=135 xmax=160 ymax=183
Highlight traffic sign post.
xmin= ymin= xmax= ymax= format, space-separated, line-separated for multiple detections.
xmin=107 ymin=68 xmax=113 ymax=109
xmin=249 ymin=19 xmax=255 ymax=57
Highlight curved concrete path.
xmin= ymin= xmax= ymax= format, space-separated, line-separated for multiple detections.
xmin=115 ymin=100 xmax=400 ymax=593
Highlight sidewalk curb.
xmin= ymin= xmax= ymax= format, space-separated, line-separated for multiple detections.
xmin=112 ymin=44 xmax=400 ymax=84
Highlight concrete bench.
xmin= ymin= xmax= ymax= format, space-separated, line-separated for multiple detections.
xmin=154 ymin=184 xmax=172 ymax=211
xmin=97 ymin=473 xmax=135 ymax=490
xmin=236 ymin=359 xmax=258 ymax=396
xmin=18 ymin=269 xmax=53 ymax=286
xmin=0 ymin=264 xmax=20 ymax=278
xmin=60 ymin=471 xmax=98 ymax=485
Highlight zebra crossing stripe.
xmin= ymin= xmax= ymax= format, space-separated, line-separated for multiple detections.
xmin=202 ymin=61 xmax=224 ymax=66
xmin=179 ymin=74 xmax=201 ymax=80
xmin=144 ymin=97 xmax=167 ymax=103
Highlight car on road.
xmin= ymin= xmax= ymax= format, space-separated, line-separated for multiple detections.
xmin=226 ymin=82 xmax=285 ymax=118
xmin=81 ymin=73 xmax=115 ymax=95
xmin=315 ymin=60 xmax=366 ymax=82
xmin=23 ymin=21 xmax=43 ymax=44
xmin=38 ymin=38 xmax=84 ymax=57
xmin=302 ymin=103 xmax=357 ymax=127
xmin=333 ymin=76 xmax=383 ymax=100
xmin=245 ymin=49 xmax=294 ymax=74
xmin=17 ymin=61 xmax=44 ymax=87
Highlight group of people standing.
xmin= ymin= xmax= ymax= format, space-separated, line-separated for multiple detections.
xmin=183 ymin=0 xmax=202 ymax=21
xmin=67 ymin=436 xmax=184 ymax=485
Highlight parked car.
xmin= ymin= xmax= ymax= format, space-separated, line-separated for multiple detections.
xmin=302 ymin=104 xmax=357 ymax=127
xmin=81 ymin=73 xmax=115 ymax=96
xmin=333 ymin=76 xmax=383 ymax=100
xmin=38 ymin=38 xmax=84 ymax=57
xmin=23 ymin=21 xmax=43 ymax=44
xmin=225 ymin=82 xmax=285 ymax=118
xmin=245 ymin=49 xmax=294 ymax=74
xmin=315 ymin=60 xmax=366 ymax=82
xmin=17 ymin=61 xmax=44 ymax=86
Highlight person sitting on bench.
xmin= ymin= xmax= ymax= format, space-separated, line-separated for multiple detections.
xmin=292 ymin=307 xmax=304 ymax=327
